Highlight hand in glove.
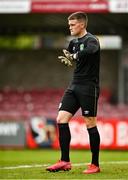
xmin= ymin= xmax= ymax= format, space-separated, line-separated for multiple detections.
xmin=58 ymin=56 xmax=72 ymax=66
xmin=58 ymin=49 xmax=73 ymax=67
xmin=63 ymin=49 xmax=73 ymax=61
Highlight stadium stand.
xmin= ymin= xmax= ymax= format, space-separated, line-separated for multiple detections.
xmin=0 ymin=88 xmax=128 ymax=121
xmin=0 ymin=88 xmax=63 ymax=120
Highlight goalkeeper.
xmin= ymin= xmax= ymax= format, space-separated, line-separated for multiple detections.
xmin=46 ymin=11 xmax=101 ymax=174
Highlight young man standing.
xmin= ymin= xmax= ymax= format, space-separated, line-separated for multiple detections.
xmin=46 ymin=11 xmax=101 ymax=174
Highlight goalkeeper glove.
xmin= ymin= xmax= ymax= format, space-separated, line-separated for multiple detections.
xmin=63 ymin=49 xmax=78 ymax=61
xmin=58 ymin=49 xmax=74 ymax=67
xmin=58 ymin=49 xmax=78 ymax=67
xmin=63 ymin=49 xmax=73 ymax=61
xmin=58 ymin=56 xmax=72 ymax=66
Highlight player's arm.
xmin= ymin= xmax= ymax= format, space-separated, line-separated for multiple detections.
xmin=77 ymin=37 xmax=100 ymax=59
xmin=62 ymin=37 xmax=100 ymax=62
xmin=59 ymin=37 xmax=99 ymax=63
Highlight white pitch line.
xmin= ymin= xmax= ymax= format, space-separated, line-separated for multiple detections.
xmin=0 ymin=164 xmax=49 ymax=170
xmin=0 ymin=161 xmax=128 ymax=170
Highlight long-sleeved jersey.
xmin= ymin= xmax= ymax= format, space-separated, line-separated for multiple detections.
xmin=68 ymin=32 xmax=100 ymax=87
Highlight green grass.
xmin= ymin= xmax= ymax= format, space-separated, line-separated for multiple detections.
xmin=0 ymin=149 xmax=128 ymax=179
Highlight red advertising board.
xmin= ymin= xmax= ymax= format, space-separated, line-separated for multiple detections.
xmin=1 ymin=0 xmax=128 ymax=14
xmin=27 ymin=116 xmax=128 ymax=150
xmin=31 ymin=0 xmax=109 ymax=13
xmin=70 ymin=117 xmax=128 ymax=150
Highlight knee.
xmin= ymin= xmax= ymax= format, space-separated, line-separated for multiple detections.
xmin=56 ymin=111 xmax=72 ymax=124
xmin=84 ymin=117 xmax=97 ymax=128
xmin=86 ymin=122 xmax=95 ymax=129
xmin=56 ymin=116 xmax=63 ymax=124
xmin=56 ymin=115 xmax=68 ymax=124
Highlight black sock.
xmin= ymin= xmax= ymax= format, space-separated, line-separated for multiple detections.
xmin=58 ymin=123 xmax=71 ymax=162
xmin=87 ymin=126 xmax=100 ymax=166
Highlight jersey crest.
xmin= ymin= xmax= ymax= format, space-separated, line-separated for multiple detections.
xmin=80 ymin=43 xmax=84 ymax=51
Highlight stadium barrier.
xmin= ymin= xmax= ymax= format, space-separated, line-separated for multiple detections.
xmin=0 ymin=120 xmax=26 ymax=148
xmin=0 ymin=116 xmax=128 ymax=149
xmin=26 ymin=116 xmax=128 ymax=150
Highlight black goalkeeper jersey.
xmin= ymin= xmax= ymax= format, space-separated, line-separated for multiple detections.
xmin=68 ymin=32 xmax=100 ymax=87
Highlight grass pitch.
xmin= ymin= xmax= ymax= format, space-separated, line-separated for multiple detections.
xmin=0 ymin=149 xmax=128 ymax=179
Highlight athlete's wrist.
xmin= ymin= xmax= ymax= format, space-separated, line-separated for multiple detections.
xmin=73 ymin=52 xmax=78 ymax=60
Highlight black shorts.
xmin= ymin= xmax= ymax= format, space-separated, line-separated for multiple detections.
xmin=59 ymin=84 xmax=99 ymax=117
